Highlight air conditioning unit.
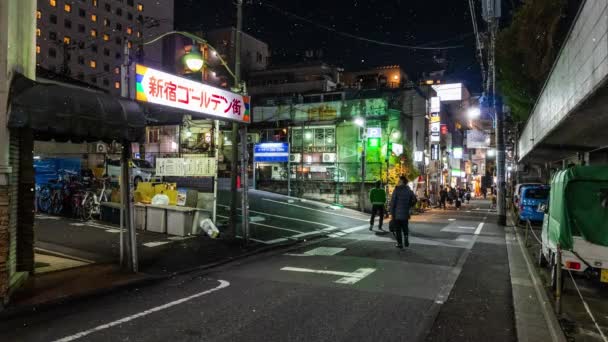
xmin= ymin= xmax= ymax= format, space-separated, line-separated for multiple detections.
xmin=247 ymin=133 xmax=260 ymax=144
xmin=290 ymin=153 xmax=301 ymax=163
xmin=322 ymin=153 xmax=336 ymax=163
xmin=96 ymin=143 xmax=108 ymax=153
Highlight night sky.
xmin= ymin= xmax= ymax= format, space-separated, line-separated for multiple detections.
xmin=175 ymin=0 xmax=497 ymax=92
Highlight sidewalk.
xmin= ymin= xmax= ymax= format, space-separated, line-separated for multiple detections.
xmin=425 ymin=220 xmax=516 ymax=341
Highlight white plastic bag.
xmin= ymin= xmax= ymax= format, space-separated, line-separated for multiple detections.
xmin=200 ymin=218 xmax=220 ymax=239
xmin=151 ymin=193 xmax=169 ymax=205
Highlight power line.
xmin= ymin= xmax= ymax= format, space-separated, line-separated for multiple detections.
xmin=259 ymin=1 xmax=465 ymax=51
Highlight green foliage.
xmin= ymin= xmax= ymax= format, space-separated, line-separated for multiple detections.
xmin=496 ymin=0 xmax=567 ymax=122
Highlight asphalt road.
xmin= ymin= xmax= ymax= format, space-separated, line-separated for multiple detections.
xmin=34 ymin=189 xmax=370 ymax=264
xmin=5 ymin=199 xmax=516 ymax=342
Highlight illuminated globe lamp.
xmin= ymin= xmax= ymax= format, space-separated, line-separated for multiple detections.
xmin=183 ymin=48 xmax=204 ymax=72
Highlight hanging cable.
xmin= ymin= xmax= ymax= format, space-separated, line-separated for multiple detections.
xmin=259 ymin=1 xmax=465 ymax=51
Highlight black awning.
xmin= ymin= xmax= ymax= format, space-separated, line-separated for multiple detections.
xmin=7 ymin=73 xmax=146 ymax=143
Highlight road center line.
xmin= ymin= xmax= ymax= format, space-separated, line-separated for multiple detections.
xmin=216 ymin=214 xmax=310 ymax=234
xmin=262 ymin=198 xmax=369 ymax=222
xmin=53 ymin=280 xmax=230 ymax=342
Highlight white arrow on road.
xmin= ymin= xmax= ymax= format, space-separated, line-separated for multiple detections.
xmin=281 ymin=266 xmax=375 ymax=285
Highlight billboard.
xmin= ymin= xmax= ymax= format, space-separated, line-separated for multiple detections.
xmin=253 ymin=143 xmax=290 ymax=163
xmin=431 ymin=144 xmax=440 ymax=160
xmin=135 ymin=64 xmax=250 ymax=123
xmin=432 ymin=83 xmax=463 ymax=101
xmin=430 ymin=113 xmax=440 ymax=142
xmin=466 ymin=130 xmax=490 ymax=148
xmin=430 ymin=97 xmax=441 ymax=113
xmin=453 ymin=147 xmax=463 ymax=159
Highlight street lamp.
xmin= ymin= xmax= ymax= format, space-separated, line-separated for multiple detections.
xmin=468 ymin=107 xmax=481 ymax=119
xmin=354 ymin=117 xmax=365 ymax=127
xmin=183 ymin=48 xmax=204 ymax=72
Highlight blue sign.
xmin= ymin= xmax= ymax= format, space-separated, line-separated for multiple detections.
xmin=254 ymin=143 xmax=289 ymax=163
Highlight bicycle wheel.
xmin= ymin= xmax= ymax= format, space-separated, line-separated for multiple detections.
xmin=81 ymin=193 xmax=95 ymax=221
xmin=51 ymin=190 xmax=63 ymax=215
xmin=37 ymin=186 xmax=52 ymax=213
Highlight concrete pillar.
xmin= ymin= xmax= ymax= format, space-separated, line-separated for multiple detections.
xmin=0 ymin=0 xmax=36 ymax=305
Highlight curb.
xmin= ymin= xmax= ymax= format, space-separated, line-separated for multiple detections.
xmin=508 ymin=211 xmax=567 ymax=342
xmin=0 ymin=235 xmax=319 ymax=321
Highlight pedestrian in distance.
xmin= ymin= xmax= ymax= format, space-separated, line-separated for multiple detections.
xmin=439 ymin=186 xmax=448 ymax=210
xmin=390 ymin=175 xmax=417 ymax=249
xmin=369 ymin=180 xmax=387 ymax=231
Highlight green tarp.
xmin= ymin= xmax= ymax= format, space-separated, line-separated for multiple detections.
xmin=547 ymin=166 xmax=608 ymax=250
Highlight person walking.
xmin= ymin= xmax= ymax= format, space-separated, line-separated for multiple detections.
xmin=369 ymin=180 xmax=387 ymax=231
xmin=390 ymin=176 xmax=417 ymax=249
xmin=439 ymin=186 xmax=448 ymax=209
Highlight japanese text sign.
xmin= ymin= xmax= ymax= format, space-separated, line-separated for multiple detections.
xmin=254 ymin=143 xmax=289 ymax=163
xmin=136 ymin=64 xmax=250 ymax=123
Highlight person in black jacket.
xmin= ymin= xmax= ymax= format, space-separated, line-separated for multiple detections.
xmin=390 ymin=175 xmax=417 ymax=249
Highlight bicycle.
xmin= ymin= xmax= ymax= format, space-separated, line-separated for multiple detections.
xmin=81 ymin=177 xmax=110 ymax=221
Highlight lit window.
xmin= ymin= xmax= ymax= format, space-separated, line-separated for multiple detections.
xmin=136 ymin=31 xmax=141 ymax=38
xmin=36 ymin=28 xmax=41 ymax=37
xmin=114 ymin=82 xmax=120 ymax=89
xmin=90 ymin=29 xmax=97 ymax=37
xmin=126 ymin=27 xmax=132 ymax=35
xmin=137 ymin=3 xmax=143 ymax=11
xmin=63 ymin=36 xmax=71 ymax=44
xmin=91 ymin=14 xmax=97 ymax=22
xmin=49 ymin=0 xmax=56 ymax=7
xmin=90 ymin=60 xmax=96 ymax=68
xmin=64 ymin=4 xmax=71 ymax=13
xmin=103 ymin=34 xmax=109 ymax=41
xmin=36 ymin=11 xmax=41 ymax=20
xmin=92 ymin=0 xmax=97 ymax=7
xmin=127 ymin=41 xmax=132 ymax=49
xmin=36 ymin=45 xmax=40 ymax=54
xmin=114 ymin=67 xmax=120 ymax=74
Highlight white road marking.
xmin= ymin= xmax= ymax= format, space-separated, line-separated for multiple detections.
xmin=261 ymin=198 xmax=368 ymax=222
xmin=104 ymin=229 xmax=122 ymax=234
xmin=281 ymin=266 xmax=375 ymax=285
xmin=217 ymin=214 xmax=310 ymax=234
xmin=474 ymin=222 xmax=485 ymax=235
xmin=167 ymin=236 xmax=196 ymax=241
xmin=458 ymin=226 xmax=476 ymax=229
xmin=35 ymin=215 xmax=61 ymax=220
xmin=448 ymin=218 xmax=456 ymax=221
xmin=250 ymin=237 xmax=288 ymax=244
xmin=53 ymin=280 xmax=230 ymax=342
xmin=218 ymin=204 xmax=336 ymax=229
xmin=142 ymin=241 xmax=171 ymax=248
xmin=250 ymin=216 xmax=265 ymax=222
xmin=304 ymin=247 xmax=346 ymax=256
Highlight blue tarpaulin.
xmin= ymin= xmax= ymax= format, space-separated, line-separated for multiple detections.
xmin=34 ymin=158 xmax=81 ymax=186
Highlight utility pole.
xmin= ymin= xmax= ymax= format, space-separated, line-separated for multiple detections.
xmin=482 ymin=0 xmax=505 ymax=225
xmin=230 ymin=0 xmax=248 ymax=239
xmin=359 ymin=122 xmax=367 ymax=212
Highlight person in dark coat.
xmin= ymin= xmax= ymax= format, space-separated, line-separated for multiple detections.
xmin=439 ymin=186 xmax=448 ymax=209
xmin=390 ymin=175 xmax=417 ymax=249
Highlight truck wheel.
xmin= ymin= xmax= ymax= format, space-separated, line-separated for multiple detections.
xmin=538 ymin=247 xmax=548 ymax=268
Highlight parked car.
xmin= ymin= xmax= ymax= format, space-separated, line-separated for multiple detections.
xmin=513 ymin=182 xmax=543 ymax=207
xmin=539 ymin=166 xmax=608 ymax=289
xmin=517 ymin=185 xmax=550 ymax=223
xmin=104 ymin=158 xmax=155 ymax=187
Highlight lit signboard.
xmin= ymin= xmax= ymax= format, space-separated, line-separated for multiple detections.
xmin=253 ymin=143 xmax=289 ymax=163
xmin=392 ymin=143 xmax=404 ymax=156
xmin=135 ymin=64 xmax=250 ymax=123
xmin=430 ymin=112 xmax=440 ymax=142
xmin=432 ymin=83 xmax=463 ymax=101
xmin=414 ymin=151 xmax=424 ymax=162
xmin=431 ymin=144 xmax=440 ymax=160
xmin=430 ymin=97 xmax=441 ymax=113
xmin=367 ymin=127 xmax=382 ymax=138
xmin=453 ymin=147 xmax=463 ymax=159
xmin=466 ymin=130 xmax=490 ymax=148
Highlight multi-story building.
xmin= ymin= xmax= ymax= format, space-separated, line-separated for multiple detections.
xmin=248 ymin=62 xmax=342 ymax=96
xmin=342 ymin=65 xmax=408 ymax=89
xmin=36 ymin=0 xmax=174 ymax=95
